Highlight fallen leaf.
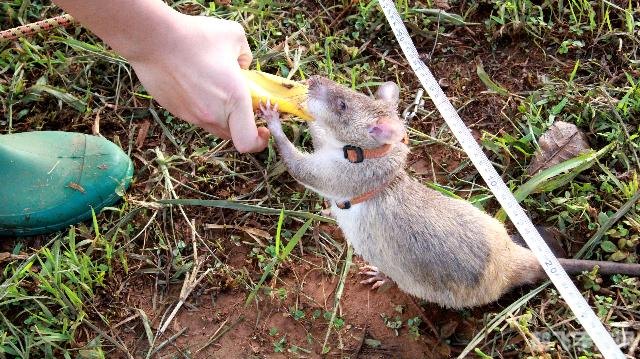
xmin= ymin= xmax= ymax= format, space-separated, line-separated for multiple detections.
xmin=135 ymin=119 xmax=151 ymax=149
xmin=410 ymin=158 xmax=431 ymax=175
xmin=204 ymin=224 xmax=273 ymax=246
xmin=527 ymin=121 xmax=591 ymax=175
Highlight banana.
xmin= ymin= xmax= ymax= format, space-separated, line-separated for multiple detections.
xmin=241 ymin=70 xmax=312 ymax=121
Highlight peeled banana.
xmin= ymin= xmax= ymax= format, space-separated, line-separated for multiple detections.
xmin=242 ymin=70 xmax=312 ymax=121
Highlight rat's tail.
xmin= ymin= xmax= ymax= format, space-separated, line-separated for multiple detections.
xmin=558 ymin=258 xmax=640 ymax=276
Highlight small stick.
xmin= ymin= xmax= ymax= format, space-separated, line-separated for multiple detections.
xmin=147 ymin=327 xmax=187 ymax=357
xmin=157 ymin=265 xmax=212 ymax=335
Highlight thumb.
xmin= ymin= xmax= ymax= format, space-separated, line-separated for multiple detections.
xmin=236 ymin=26 xmax=253 ymax=70
xmin=238 ymin=43 xmax=253 ymax=70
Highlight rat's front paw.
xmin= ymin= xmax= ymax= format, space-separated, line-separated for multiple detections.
xmin=259 ymin=100 xmax=283 ymax=134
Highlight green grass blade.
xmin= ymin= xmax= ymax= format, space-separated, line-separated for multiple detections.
xmin=413 ymin=8 xmax=477 ymax=26
xmin=275 ymin=208 xmax=284 ymax=259
xmin=426 ymin=182 xmax=463 ymax=199
xmin=495 ymin=143 xmax=613 ymax=221
xmin=135 ymin=309 xmax=155 ymax=349
xmin=28 ymin=84 xmax=87 ymax=113
xmin=281 ymin=219 xmax=313 ymax=260
xmin=457 ymin=283 xmax=549 ymax=358
xmin=476 ymin=62 xmax=509 ymax=96
xmin=244 ymin=260 xmax=276 ymax=307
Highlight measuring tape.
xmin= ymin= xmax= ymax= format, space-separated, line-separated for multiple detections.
xmin=376 ymin=1 xmax=624 ymax=357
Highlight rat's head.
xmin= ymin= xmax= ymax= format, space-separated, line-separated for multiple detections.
xmin=306 ymin=76 xmax=406 ymax=148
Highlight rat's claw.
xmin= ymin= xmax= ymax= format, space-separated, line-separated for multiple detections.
xmin=371 ymin=280 xmax=386 ymax=290
xmin=358 ymin=265 xmax=380 ymax=274
xmin=359 ymin=265 xmax=393 ymax=291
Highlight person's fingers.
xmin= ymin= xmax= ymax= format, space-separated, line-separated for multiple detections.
xmin=227 ymin=77 xmax=266 ymax=153
xmin=235 ymin=24 xmax=253 ymax=70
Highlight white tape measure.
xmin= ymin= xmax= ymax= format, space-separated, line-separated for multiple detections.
xmin=377 ymin=0 xmax=624 ymax=357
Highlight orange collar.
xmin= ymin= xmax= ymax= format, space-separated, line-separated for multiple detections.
xmin=343 ymin=135 xmax=409 ymax=163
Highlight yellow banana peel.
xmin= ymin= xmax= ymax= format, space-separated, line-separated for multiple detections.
xmin=242 ymin=70 xmax=312 ymax=121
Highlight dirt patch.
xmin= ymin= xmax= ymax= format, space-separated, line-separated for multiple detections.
xmin=101 ymin=238 xmax=499 ymax=358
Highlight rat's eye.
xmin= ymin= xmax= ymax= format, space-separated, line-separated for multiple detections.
xmin=337 ymin=99 xmax=347 ymax=112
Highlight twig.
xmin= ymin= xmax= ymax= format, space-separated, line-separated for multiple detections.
xmin=408 ymin=296 xmax=439 ymax=336
xmin=154 ymin=148 xmax=202 ymax=238
xmin=148 ymin=327 xmax=187 ymax=357
xmin=628 ymin=329 xmax=640 ymax=357
xmin=157 ymin=265 xmax=212 ymax=336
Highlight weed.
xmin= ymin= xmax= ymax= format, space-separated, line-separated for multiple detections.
xmin=381 ymin=313 xmax=404 ymax=336
xmin=0 ymin=229 xmax=109 ymax=358
xmin=407 ymin=316 xmax=422 ymax=339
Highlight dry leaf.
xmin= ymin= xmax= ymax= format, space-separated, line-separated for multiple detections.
xmin=527 ymin=121 xmax=591 ymax=175
xmin=136 ymin=119 xmax=151 ymax=149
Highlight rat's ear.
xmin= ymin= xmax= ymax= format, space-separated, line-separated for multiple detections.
xmin=368 ymin=117 xmax=406 ymax=144
xmin=374 ymin=82 xmax=400 ymax=108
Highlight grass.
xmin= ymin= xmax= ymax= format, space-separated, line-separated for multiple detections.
xmin=1 ymin=0 xmax=639 ymax=357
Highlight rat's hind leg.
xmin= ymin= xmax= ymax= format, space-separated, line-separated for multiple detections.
xmin=359 ymin=265 xmax=394 ymax=290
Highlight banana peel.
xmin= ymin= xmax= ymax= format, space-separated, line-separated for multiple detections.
xmin=242 ymin=70 xmax=312 ymax=121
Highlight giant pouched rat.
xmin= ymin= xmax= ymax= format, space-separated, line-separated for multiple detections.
xmin=259 ymin=76 xmax=640 ymax=309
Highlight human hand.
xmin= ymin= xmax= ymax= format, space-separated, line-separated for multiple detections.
xmin=127 ymin=14 xmax=269 ymax=153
